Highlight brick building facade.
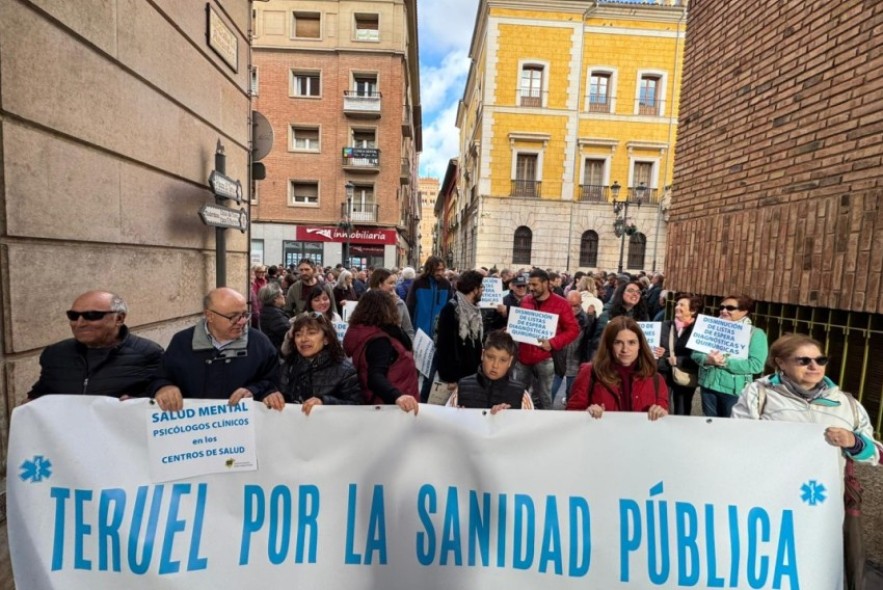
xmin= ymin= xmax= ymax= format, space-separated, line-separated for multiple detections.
xmin=667 ymin=0 xmax=883 ymax=566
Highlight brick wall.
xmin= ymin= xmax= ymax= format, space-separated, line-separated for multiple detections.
xmin=667 ymin=0 xmax=883 ymax=311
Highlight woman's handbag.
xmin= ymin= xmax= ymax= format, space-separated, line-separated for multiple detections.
xmin=669 ymin=328 xmax=698 ymax=388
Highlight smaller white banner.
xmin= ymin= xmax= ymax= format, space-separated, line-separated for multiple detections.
xmin=413 ymin=329 xmax=436 ymax=378
xmin=341 ymin=301 xmax=358 ymax=322
xmin=332 ymin=320 xmax=349 ymax=343
xmin=686 ymin=314 xmax=752 ymax=358
xmin=146 ymin=399 xmax=257 ymax=482
xmin=479 ymin=277 xmax=504 ymax=308
xmin=637 ymin=321 xmax=662 ymax=348
xmin=507 ymin=306 xmax=559 ymax=346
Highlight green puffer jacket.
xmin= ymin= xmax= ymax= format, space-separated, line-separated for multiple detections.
xmin=691 ymin=326 xmax=768 ymax=396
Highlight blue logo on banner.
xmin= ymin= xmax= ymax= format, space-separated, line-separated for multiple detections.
xmin=800 ymin=480 xmax=827 ymax=506
xmin=19 ymin=456 xmax=52 ymax=483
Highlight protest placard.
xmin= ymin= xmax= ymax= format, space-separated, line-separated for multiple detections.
xmin=479 ymin=277 xmax=504 ymax=308
xmin=341 ymin=300 xmax=358 ymax=322
xmin=145 ymin=399 xmax=257 ymax=482
xmin=637 ymin=321 xmax=661 ymax=348
xmin=413 ymin=329 xmax=435 ymax=377
xmin=507 ymin=306 xmax=558 ymax=346
xmin=333 ymin=320 xmax=349 ymax=343
xmin=686 ymin=314 xmax=752 ymax=358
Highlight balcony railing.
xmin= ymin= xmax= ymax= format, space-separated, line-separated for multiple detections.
xmin=400 ymin=157 xmax=410 ymax=184
xmin=510 ymin=179 xmax=541 ymax=198
xmin=637 ymin=98 xmax=662 ymax=116
xmin=518 ymin=90 xmax=545 ymax=108
xmin=343 ymin=90 xmax=382 ymax=117
xmin=341 ymin=202 xmax=379 ymax=223
xmin=624 ymin=186 xmax=660 ymax=204
xmin=341 ymin=147 xmax=380 ymax=170
xmin=579 ymin=184 xmax=607 ymax=202
xmin=587 ymin=98 xmax=611 ymax=113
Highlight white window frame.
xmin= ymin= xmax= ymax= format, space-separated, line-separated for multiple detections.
xmin=516 ymin=59 xmax=550 ymax=108
xmin=289 ymin=125 xmax=321 ymax=152
xmin=579 ymin=155 xmax=611 ymax=188
xmin=250 ymin=66 xmax=259 ymax=96
xmin=250 ymin=182 xmax=259 ymax=205
xmin=289 ymin=180 xmax=320 ymax=207
xmin=353 ymin=13 xmax=380 ymax=42
xmin=291 ymin=70 xmax=321 ymax=98
xmin=350 ymin=127 xmax=378 ymax=148
xmin=511 ymin=150 xmax=543 ymax=184
xmin=352 ymin=72 xmax=379 ymax=96
xmin=292 ymin=11 xmax=322 ymax=40
xmin=585 ymin=67 xmax=618 ymax=113
xmin=628 ymin=158 xmax=660 ymax=190
xmin=634 ymin=69 xmax=668 ymax=116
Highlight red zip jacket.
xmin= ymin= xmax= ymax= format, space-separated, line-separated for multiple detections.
xmin=516 ymin=293 xmax=581 ymax=366
xmin=566 ymin=362 xmax=669 ymax=412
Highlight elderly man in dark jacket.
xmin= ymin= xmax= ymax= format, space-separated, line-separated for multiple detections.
xmin=151 ymin=288 xmax=282 ymax=411
xmin=28 ymin=291 xmax=163 ymax=400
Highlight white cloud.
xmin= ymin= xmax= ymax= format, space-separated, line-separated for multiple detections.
xmin=420 ymin=51 xmax=470 ymax=114
xmin=419 ymin=100 xmax=462 ymax=180
xmin=418 ymin=0 xmax=480 ymax=58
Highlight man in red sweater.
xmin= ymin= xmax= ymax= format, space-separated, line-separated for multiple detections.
xmin=514 ymin=269 xmax=580 ymax=409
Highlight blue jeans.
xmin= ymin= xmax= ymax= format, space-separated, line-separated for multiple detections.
xmin=514 ymin=359 xmax=555 ymax=410
xmin=701 ymin=387 xmax=738 ymax=418
xmin=551 ymin=375 xmax=576 ymax=410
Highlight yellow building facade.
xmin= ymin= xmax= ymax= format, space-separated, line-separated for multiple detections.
xmin=454 ymin=0 xmax=686 ymax=272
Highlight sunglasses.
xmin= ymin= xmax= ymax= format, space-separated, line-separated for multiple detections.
xmin=719 ymin=305 xmax=740 ymax=312
xmin=296 ymin=311 xmax=328 ymax=322
xmin=66 ymin=310 xmax=115 ymax=321
xmin=793 ymin=356 xmax=829 ymax=367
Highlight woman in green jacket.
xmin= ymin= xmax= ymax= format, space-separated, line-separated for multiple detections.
xmin=691 ymin=294 xmax=768 ymax=417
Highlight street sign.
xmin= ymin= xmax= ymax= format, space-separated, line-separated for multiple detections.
xmin=199 ymin=203 xmax=248 ymax=233
xmin=252 ymin=111 xmax=274 ymax=161
xmin=208 ymin=170 xmax=242 ymax=203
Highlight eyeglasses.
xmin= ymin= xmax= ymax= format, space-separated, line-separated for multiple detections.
xmin=208 ymin=308 xmax=250 ymax=324
xmin=792 ymin=356 xmax=829 ymax=367
xmin=719 ymin=305 xmax=740 ymax=312
xmin=624 ymin=288 xmax=641 ymax=294
xmin=66 ymin=310 xmax=115 ymax=322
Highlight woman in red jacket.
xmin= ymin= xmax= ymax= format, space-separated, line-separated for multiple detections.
xmin=566 ymin=316 xmax=668 ymax=420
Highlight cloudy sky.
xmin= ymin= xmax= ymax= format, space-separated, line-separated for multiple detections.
xmin=416 ymin=0 xmax=480 ymax=180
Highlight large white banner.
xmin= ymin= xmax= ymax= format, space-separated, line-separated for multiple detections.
xmin=10 ymin=397 xmax=844 ymax=590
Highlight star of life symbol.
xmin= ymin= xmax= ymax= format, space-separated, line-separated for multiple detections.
xmin=19 ymin=455 xmax=52 ymax=483
xmin=800 ymin=480 xmax=827 ymax=506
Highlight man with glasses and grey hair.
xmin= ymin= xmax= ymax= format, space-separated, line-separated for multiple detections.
xmin=27 ymin=290 xmax=163 ymax=401
xmin=151 ymin=287 xmax=283 ymax=412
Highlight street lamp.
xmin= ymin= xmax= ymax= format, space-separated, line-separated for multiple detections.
xmin=612 ymin=181 xmax=645 ymax=273
xmin=339 ymin=182 xmax=354 ymax=267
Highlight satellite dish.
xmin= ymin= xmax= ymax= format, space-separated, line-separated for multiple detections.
xmin=252 ymin=111 xmax=274 ymax=161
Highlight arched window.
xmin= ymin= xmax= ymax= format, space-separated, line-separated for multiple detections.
xmin=627 ymin=232 xmax=647 ymax=270
xmin=513 ymin=226 xmax=532 ymax=265
xmin=579 ymin=230 xmax=599 ymax=268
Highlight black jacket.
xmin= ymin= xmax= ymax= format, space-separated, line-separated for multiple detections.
xmin=149 ymin=322 xmax=280 ymax=400
xmin=456 ymin=369 xmax=526 ymax=409
xmin=435 ymin=299 xmax=483 ymax=383
xmin=260 ymin=305 xmax=290 ymax=350
xmin=281 ymin=350 xmax=361 ymax=405
xmin=28 ymin=326 xmax=163 ymax=399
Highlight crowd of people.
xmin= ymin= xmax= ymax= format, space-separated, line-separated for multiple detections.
xmin=25 ymin=256 xmax=883 ymax=589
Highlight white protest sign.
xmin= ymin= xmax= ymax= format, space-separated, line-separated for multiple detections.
xmin=9 ymin=397 xmax=845 ymax=590
xmin=479 ymin=277 xmax=504 ymax=308
xmin=332 ymin=320 xmax=349 ymax=343
xmin=686 ymin=314 xmax=753 ymax=359
xmin=507 ymin=306 xmax=558 ymax=345
xmin=146 ymin=399 xmax=257 ymax=482
xmin=637 ymin=322 xmax=661 ymax=348
xmin=341 ymin=301 xmax=358 ymax=322
xmin=413 ymin=328 xmax=435 ymax=378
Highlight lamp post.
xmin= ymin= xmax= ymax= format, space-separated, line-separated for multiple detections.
xmin=612 ymin=181 xmax=645 ymax=273
xmin=339 ymin=182 xmax=354 ymax=267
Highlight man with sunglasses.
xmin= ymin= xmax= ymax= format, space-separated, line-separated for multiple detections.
xmin=151 ymin=288 xmax=283 ymax=412
xmin=27 ymin=291 xmax=163 ymax=400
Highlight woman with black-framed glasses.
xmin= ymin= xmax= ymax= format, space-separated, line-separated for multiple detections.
xmin=733 ymin=333 xmax=881 ymax=590
xmin=691 ymin=294 xmax=768 ymax=418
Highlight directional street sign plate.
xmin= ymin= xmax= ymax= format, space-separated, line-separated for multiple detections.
xmin=208 ymin=170 xmax=242 ymax=203
xmin=199 ymin=203 xmax=248 ymax=233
